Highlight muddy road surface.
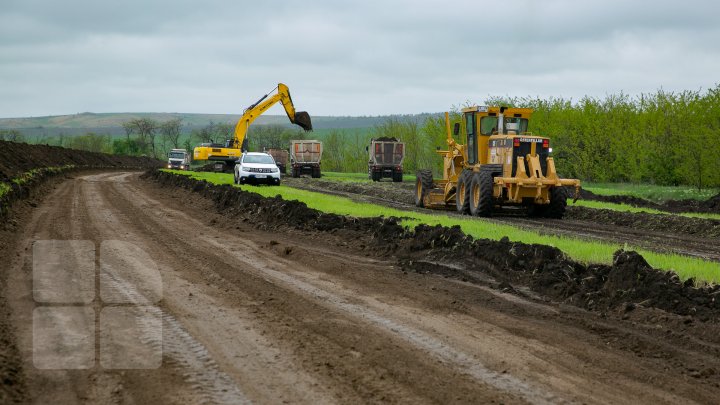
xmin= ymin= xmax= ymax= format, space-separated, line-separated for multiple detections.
xmin=4 ymin=172 xmax=720 ymax=404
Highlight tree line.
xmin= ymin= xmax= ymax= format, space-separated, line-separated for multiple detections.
xmin=318 ymin=87 xmax=720 ymax=189
xmin=4 ymin=86 xmax=718 ymax=188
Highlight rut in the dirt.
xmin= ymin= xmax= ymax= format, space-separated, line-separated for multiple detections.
xmin=148 ymin=170 xmax=720 ymax=322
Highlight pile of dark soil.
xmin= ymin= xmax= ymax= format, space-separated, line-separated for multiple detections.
xmin=580 ymin=188 xmax=720 ymax=214
xmin=0 ymin=140 xmax=160 ymax=182
xmin=666 ymin=193 xmax=720 ymax=213
xmin=148 ymin=170 xmax=720 ymax=321
xmin=0 ymin=140 xmax=161 ymax=218
xmin=566 ymin=206 xmax=720 ymax=238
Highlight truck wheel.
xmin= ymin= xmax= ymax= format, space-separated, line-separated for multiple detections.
xmin=469 ymin=172 xmax=494 ymax=217
xmin=455 ymin=170 xmax=471 ymax=214
xmin=312 ymin=167 xmax=321 ymax=178
xmin=415 ymin=170 xmax=433 ymax=207
xmin=544 ymin=187 xmax=567 ymax=219
xmin=392 ymin=170 xmax=403 ymax=183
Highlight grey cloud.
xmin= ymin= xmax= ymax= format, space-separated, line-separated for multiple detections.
xmin=0 ymin=0 xmax=719 ymax=117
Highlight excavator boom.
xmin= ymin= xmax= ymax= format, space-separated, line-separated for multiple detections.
xmin=193 ymin=83 xmax=312 ymax=171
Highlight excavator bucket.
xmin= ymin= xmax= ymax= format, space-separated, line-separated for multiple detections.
xmin=293 ymin=111 xmax=313 ymax=131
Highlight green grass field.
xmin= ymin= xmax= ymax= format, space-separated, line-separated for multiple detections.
xmin=582 ymin=182 xmax=719 ymax=202
xmin=165 ymin=169 xmax=720 ymax=284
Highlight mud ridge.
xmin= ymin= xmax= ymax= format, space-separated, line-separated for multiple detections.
xmin=580 ymin=188 xmax=720 ymax=214
xmin=566 ymin=206 xmax=720 ymax=238
xmin=148 ymin=170 xmax=720 ymax=322
xmin=0 ymin=141 xmax=161 ymax=218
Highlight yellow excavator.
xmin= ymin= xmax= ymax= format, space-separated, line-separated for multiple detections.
xmin=193 ymin=83 xmax=313 ymax=171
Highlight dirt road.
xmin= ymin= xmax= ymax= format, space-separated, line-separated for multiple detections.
xmin=5 ymin=172 xmax=720 ymax=404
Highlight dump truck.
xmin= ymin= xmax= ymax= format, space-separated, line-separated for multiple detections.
xmin=167 ymin=149 xmax=191 ymax=170
xmin=290 ymin=140 xmax=322 ymax=178
xmin=266 ymin=148 xmax=289 ymax=174
xmin=367 ymin=137 xmax=405 ymax=182
xmin=415 ymin=106 xmax=580 ymax=218
xmin=193 ymin=83 xmax=312 ymax=172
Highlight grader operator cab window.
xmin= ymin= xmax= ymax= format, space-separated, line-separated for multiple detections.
xmin=504 ymin=117 xmax=528 ymax=134
xmin=481 ymin=116 xmax=529 ymax=135
xmin=480 ymin=116 xmax=498 ymax=135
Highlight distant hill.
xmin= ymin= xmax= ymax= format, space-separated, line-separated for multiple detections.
xmin=0 ymin=112 xmax=437 ymax=132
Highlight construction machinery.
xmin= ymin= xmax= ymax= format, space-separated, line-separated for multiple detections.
xmin=167 ymin=148 xmax=191 ymax=170
xmin=266 ymin=148 xmax=289 ymax=174
xmin=193 ymin=83 xmax=312 ymax=172
xmin=415 ymin=106 xmax=580 ymax=218
xmin=290 ymin=140 xmax=323 ymax=178
xmin=367 ymin=137 xmax=405 ymax=182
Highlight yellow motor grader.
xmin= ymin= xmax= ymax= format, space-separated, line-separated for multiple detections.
xmin=415 ymin=106 xmax=580 ymax=218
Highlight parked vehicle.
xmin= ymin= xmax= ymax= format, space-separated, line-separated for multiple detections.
xmin=167 ymin=149 xmax=191 ymax=170
xmin=290 ymin=140 xmax=323 ymax=178
xmin=266 ymin=148 xmax=289 ymax=174
xmin=367 ymin=137 xmax=405 ymax=182
xmin=234 ymin=152 xmax=281 ymax=185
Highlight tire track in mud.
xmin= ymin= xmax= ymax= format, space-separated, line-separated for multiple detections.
xmin=103 ymin=173 xmax=531 ymax=403
xmin=11 ymin=171 xmax=718 ymax=404
xmin=130 ymin=172 xmax=709 ymax=404
xmin=96 ymin=243 xmax=251 ymax=405
xmin=282 ymin=178 xmax=720 ymax=262
xmin=80 ymin=173 xmax=317 ymax=404
xmin=197 ymin=237 xmax=557 ymax=405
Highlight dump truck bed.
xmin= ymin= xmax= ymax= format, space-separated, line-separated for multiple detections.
xmin=290 ymin=140 xmax=323 ymax=164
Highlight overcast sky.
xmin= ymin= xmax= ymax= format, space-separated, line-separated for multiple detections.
xmin=1 ymin=0 xmax=718 ymax=118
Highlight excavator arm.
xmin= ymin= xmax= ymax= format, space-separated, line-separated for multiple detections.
xmin=229 ymin=83 xmax=313 ymax=150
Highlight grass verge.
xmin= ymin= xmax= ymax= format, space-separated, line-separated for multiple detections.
xmin=1 ymin=165 xmax=77 ymax=198
xmin=0 ymin=182 xmax=10 ymax=198
xmin=165 ymin=170 xmax=720 ymax=284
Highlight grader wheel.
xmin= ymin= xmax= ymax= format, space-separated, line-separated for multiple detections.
xmin=455 ymin=170 xmax=471 ymax=214
xmin=545 ymin=187 xmax=567 ymax=219
xmin=415 ymin=170 xmax=433 ymax=207
xmin=469 ymin=172 xmax=493 ymax=217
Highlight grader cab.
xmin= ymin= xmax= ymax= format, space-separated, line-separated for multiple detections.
xmin=415 ymin=106 xmax=580 ymax=218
